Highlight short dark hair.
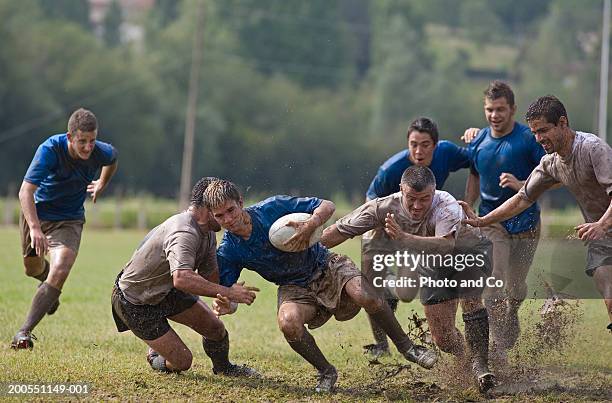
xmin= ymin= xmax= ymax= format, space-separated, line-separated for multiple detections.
xmin=68 ymin=108 xmax=97 ymax=134
xmin=525 ymin=95 xmax=569 ymax=125
xmin=190 ymin=177 xmax=219 ymax=207
xmin=407 ymin=117 xmax=439 ymax=144
xmin=484 ymin=80 xmax=515 ymax=106
xmin=400 ymin=166 xmax=436 ymax=192
xmin=203 ymin=179 xmax=242 ymax=209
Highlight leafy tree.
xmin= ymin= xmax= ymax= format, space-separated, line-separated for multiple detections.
xmin=36 ymin=0 xmax=91 ymax=32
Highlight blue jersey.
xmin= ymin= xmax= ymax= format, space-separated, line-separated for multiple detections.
xmin=24 ymin=133 xmax=117 ymax=221
xmin=217 ymin=196 xmax=330 ymax=287
xmin=468 ymin=122 xmax=545 ymax=234
xmin=366 ymin=140 xmax=470 ymax=200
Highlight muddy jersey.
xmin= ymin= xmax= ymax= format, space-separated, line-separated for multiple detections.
xmin=518 ymin=131 xmax=612 ymax=227
xmin=336 ymin=190 xmax=485 ymax=251
xmin=118 ymin=211 xmax=217 ymax=305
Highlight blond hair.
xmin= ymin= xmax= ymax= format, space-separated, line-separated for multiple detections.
xmin=203 ymin=180 xmax=241 ymax=209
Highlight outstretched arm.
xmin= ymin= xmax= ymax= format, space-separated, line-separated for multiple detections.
xmin=173 ymin=269 xmax=258 ymax=304
xmin=320 ymin=224 xmax=351 ymax=248
xmin=464 ymin=172 xmax=480 ymax=207
xmin=460 ymin=193 xmax=534 ymax=227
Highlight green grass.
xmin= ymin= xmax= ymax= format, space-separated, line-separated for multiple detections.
xmin=1 ymin=226 xmax=610 ymax=401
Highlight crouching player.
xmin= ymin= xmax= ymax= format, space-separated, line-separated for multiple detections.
xmin=204 ymin=179 xmax=438 ymax=393
xmin=111 ymin=177 xmax=259 ymax=375
xmin=321 ymin=166 xmax=496 ymax=393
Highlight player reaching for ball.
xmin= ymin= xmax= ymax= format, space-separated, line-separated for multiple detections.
xmin=203 ymin=179 xmax=438 ymax=393
xmin=111 ymin=177 xmax=259 ymax=376
xmin=321 ymin=166 xmax=497 ymax=393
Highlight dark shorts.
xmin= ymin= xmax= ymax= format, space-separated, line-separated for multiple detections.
xmin=277 ymin=253 xmax=362 ymax=329
xmin=586 ymin=238 xmax=612 ymax=276
xmin=111 ymin=276 xmax=198 ymax=341
xmin=419 ymin=242 xmax=494 ymax=306
xmin=20 ymin=213 xmax=84 ymax=257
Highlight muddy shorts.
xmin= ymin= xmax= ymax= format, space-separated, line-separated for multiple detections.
xmin=277 ymin=253 xmax=362 ymax=329
xmin=586 ymin=238 xmax=612 ymax=276
xmin=20 ymin=213 xmax=84 ymax=257
xmin=111 ymin=273 xmax=198 ymax=341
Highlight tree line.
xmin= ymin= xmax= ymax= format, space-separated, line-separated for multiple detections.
xmin=0 ymin=0 xmax=605 ymax=206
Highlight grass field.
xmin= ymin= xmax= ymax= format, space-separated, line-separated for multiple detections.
xmin=1 ymin=226 xmax=611 ymax=402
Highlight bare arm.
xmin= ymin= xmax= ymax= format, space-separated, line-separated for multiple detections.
xmin=461 ymin=194 xmax=534 ymax=227
xmin=384 ymin=213 xmax=455 ymax=254
xmin=87 ymin=160 xmax=118 ymax=203
xmin=464 ymin=172 xmax=480 ymax=207
xmin=575 ymin=197 xmax=612 ymax=240
xmin=284 ymin=199 xmax=336 ymax=251
xmin=320 ymin=224 xmax=351 ymax=248
xmin=172 ymin=269 xmax=258 ymax=304
xmin=19 ymin=180 xmax=48 ymax=256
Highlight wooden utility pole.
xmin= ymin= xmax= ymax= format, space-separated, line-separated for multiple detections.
xmin=179 ymin=0 xmax=205 ymax=209
xmin=599 ymin=0 xmax=610 ymax=142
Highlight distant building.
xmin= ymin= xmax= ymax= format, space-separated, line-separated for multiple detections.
xmin=89 ymin=0 xmax=155 ymax=43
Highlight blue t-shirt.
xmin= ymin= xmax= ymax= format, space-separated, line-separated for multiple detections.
xmin=366 ymin=140 xmax=470 ymax=199
xmin=217 ymin=195 xmax=330 ymax=287
xmin=468 ymin=122 xmax=545 ymax=234
xmin=24 ymin=133 xmax=118 ymax=221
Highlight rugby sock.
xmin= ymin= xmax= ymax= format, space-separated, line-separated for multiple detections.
xmin=287 ymin=330 xmax=334 ymax=373
xmin=369 ymin=304 xmax=413 ymax=354
xmin=366 ymin=298 xmax=398 ymax=351
xmin=367 ymin=314 xmax=389 ymax=350
xmin=462 ymin=308 xmax=490 ymax=372
xmin=33 ymin=260 xmax=50 ymax=282
xmin=203 ymin=331 xmax=231 ymax=373
xmin=20 ymin=282 xmax=61 ymax=332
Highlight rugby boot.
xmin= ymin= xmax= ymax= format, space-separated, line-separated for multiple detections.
xmin=363 ymin=343 xmax=391 ymax=360
xmin=213 ymin=363 xmax=260 ymax=377
xmin=314 ymin=366 xmax=338 ymax=393
xmin=402 ymin=344 xmax=438 ymax=369
xmin=147 ymin=348 xmax=169 ymax=372
xmin=473 ymin=359 xmax=496 ymax=393
xmin=11 ymin=330 xmax=37 ymax=350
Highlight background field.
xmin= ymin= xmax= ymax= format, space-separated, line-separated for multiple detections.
xmin=1 ymin=225 xmax=610 ymax=402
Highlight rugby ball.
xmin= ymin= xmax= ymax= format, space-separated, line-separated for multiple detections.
xmin=268 ymin=213 xmax=324 ymax=252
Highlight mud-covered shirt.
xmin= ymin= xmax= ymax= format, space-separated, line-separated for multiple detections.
xmin=118 ymin=211 xmax=217 ymax=305
xmin=518 ymin=131 xmax=612 ymax=225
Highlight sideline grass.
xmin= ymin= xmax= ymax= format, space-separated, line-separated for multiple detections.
xmin=1 ymin=226 xmax=610 ymax=401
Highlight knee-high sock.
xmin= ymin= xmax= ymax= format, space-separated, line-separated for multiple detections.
xmin=203 ymin=331 xmax=231 ymax=372
xmin=20 ymin=282 xmax=61 ymax=332
xmin=33 ymin=260 xmax=50 ymax=282
xmin=287 ymin=329 xmax=333 ymax=373
xmin=462 ymin=308 xmax=490 ymax=368
xmin=369 ymin=303 xmax=413 ymax=354
xmin=366 ymin=298 xmax=397 ymax=349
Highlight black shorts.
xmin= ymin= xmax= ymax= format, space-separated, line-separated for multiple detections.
xmin=111 ymin=276 xmax=198 ymax=341
xmin=419 ymin=242 xmax=493 ymax=306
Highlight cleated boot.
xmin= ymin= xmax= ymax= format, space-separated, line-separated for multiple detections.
xmin=473 ymin=359 xmax=496 ymax=393
xmin=214 ymin=363 xmax=260 ymax=377
xmin=11 ymin=330 xmax=37 ymax=350
xmin=403 ymin=344 xmax=438 ymax=369
xmin=315 ymin=366 xmax=338 ymax=393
